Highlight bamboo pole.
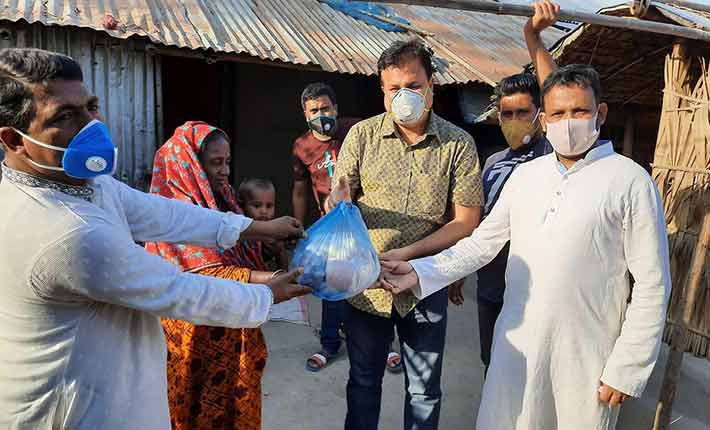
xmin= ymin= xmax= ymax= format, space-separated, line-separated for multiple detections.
xmin=653 ymin=201 xmax=710 ymax=429
xmin=654 ymin=0 xmax=710 ymax=14
xmin=371 ymin=0 xmax=710 ymax=42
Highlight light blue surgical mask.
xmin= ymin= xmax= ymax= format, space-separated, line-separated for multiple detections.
xmin=14 ymin=119 xmax=118 ymax=179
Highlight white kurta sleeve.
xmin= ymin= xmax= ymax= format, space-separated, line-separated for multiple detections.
xmin=30 ymin=224 xmax=272 ymax=328
xmin=409 ymin=172 xmax=514 ymax=299
xmin=601 ymin=175 xmax=671 ymax=397
xmin=109 ymin=177 xmax=253 ymax=247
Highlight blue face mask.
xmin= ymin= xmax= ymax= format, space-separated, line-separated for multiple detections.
xmin=14 ymin=120 xmax=118 ymax=179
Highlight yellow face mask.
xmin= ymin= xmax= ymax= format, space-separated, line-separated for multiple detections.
xmin=500 ymin=111 xmax=540 ymax=150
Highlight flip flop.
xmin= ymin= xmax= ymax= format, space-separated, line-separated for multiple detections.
xmin=306 ymin=350 xmax=342 ymax=372
xmin=386 ymin=351 xmax=403 ymax=374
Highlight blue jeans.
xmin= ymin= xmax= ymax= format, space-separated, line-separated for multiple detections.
xmin=321 ymin=299 xmax=346 ymax=355
xmin=344 ymin=289 xmax=448 ymax=430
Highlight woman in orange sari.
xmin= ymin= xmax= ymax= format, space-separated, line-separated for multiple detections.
xmin=146 ymin=121 xmax=278 ymax=430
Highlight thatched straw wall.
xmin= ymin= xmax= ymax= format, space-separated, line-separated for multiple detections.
xmin=652 ymin=44 xmax=710 ymax=359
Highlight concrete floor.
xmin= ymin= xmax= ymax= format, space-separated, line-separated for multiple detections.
xmin=261 ymin=278 xmax=710 ymax=430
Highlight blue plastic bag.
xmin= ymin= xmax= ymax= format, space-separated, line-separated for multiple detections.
xmin=290 ymin=202 xmax=380 ymax=301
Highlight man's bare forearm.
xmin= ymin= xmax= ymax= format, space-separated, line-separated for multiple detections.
xmin=292 ymin=186 xmax=308 ymax=224
xmin=524 ymin=1 xmax=560 ymax=86
xmin=524 ymin=24 xmax=557 ymax=86
xmin=400 ymin=216 xmax=480 ymax=260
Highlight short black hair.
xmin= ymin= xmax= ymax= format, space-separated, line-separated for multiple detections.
xmin=377 ymin=39 xmax=434 ymax=81
xmin=542 ymin=64 xmax=602 ymax=107
xmin=301 ymin=83 xmax=337 ymax=110
xmin=238 ymin=178 xmax=275 ymax=203
xmin=0 ymin=48 xmax=83 ymax=132
xmin=493 ymin=73 xmax=541 ymax=108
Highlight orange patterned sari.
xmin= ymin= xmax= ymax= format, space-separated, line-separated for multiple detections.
xmin=146 ymin=122 xmax=267 ymax=429
xmin=163 ymin=266 xmax=266 ymax=430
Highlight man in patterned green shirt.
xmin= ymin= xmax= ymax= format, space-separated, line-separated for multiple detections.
xmin=326 ymin=40 xmax=484 ymax=430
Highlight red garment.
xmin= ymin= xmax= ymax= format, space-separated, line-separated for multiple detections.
xmin=145 ymin=121 xmax=264 ymax=271
xmin=291 ymin=117 xmax=359 ymax=215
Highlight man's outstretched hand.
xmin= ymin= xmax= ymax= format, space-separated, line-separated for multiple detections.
xmin=266 ymin=268 xmax=312 ymax=304
xmin=380 ymin=260 xmax=420 ymax=295
xmin=243 ymin=216 xmax=304 ymax=241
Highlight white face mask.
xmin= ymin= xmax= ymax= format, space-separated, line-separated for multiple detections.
xmin=390 ymin=86 xmax=430 ymax=125
xmin=544 ymin=111 xmax=600 ymax=157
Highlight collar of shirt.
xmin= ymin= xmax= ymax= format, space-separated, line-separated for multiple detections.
xmin=380 ymin=111 xmax=442 ymax=147
xmin=1 ymin=161 xmax=95 ymax=201
xmin=555 ymin=140 xmax=614 ymax=175
xmin=513 ymin=135 xmax=550 ymax=156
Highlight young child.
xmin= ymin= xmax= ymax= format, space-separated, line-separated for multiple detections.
xmin=238 ymin=178 xmax=308 ymax=324
xmin=238 ymin=178 xmax=289 ymax=271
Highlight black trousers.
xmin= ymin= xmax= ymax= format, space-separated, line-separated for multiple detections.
xmin=477 ymin=297 xmax=503 ymax=376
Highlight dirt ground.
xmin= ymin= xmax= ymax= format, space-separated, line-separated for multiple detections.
xmin=261 ymin=277 xmax=710 ymax=429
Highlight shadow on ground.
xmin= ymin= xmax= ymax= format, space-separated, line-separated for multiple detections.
xmin=261 ymin=278 xmax=710 ymax=430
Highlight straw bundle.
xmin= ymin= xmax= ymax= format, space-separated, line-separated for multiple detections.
xmin=652 ymin=44 xmax=710 ymax=359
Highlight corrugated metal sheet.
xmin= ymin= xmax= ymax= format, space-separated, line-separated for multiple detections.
xmin=393 ymin=5 xmax=561 ymax=86
xmin=0 ymin=0 xmax=563 ymax=86
xmin=0 ymin=22 xmax=160 ymax=189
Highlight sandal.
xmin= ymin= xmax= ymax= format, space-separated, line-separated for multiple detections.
xmin=386 ymin=351 xmax=403 ymax=374
xmin=306 ymin=350 xmax=342 ymax=372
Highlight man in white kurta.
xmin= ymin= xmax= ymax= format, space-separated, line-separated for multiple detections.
xmin=0 ymin=48 xmax=307 ymax=429
xmin=394 ymin=137 xmax=671 ymax=429
xmin=377 ymin=21 xmax=671 ymax=426
xmin=0 ymin=165 xmax=280 ymax=429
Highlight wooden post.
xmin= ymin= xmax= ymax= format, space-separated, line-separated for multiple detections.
xmin=653 ymin=206 xmax=710 ymax=429
xmin=369 ymin=0 xmax=710 ymax=42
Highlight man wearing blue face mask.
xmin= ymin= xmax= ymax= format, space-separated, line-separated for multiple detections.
xmin=327 ymin=39 xmax=483 ymax=430
xmin=378 ymin=2 xmax=672 ymax=429
xmin=0 ymin=48 xmax=312 ymax=430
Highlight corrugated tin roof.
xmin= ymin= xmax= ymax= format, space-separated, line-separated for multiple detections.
xmin=393 ymin=5 xmax=559 ymax=86
xmin=0 ymin=0 xmax=562 ymax=86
